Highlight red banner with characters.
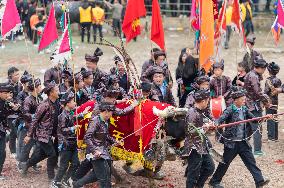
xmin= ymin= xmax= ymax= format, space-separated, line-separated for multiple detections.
xmin=75 ymin=100 xmax=171 ymax=169
xmin=213 ymin=0 xmax=219 ymax=20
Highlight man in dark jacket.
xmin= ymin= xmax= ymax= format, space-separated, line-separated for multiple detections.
xmin=51 ymin=90 xmax=80 ymax=188
xmin=21 ymin=81 xmax=61 ymax=180
xmin=209 ymin=88 xmax=270 ymax=188
xmin=183 ymin=89 xmax=215 ymax=188
xmin=242 ymin=37 xmax=262 ymax=73
xmin=244 ymin=59 xmax=270 ymax=156
xmin=44 ymin=63 xmax=62 ymax=86
xmin=149 ymin=66 xmax=176 ymax=106
xmin=0 ymin=83 xmax=20 ymax=180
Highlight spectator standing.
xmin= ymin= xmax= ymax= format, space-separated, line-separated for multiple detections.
xmin=79 ymin=0 xmax=92 ymax=43
xmin=92 ymin=2 xmax=105 ymax=43
xmin=104 ymin=0 xmax=123 ymax=37
xmin=241 ymin=0 xmax=254 ymax=37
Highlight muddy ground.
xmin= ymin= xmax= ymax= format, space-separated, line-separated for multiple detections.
xmin=0 ymin=29 xmax=283 ymax=188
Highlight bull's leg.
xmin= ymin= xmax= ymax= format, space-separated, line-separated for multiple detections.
xmin=111 ymin=164 xmax=130 ymax=185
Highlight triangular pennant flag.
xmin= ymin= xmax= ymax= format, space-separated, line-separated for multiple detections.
xmin=278 ymin=0 xmax=284 ymax=28
xmin=59 ymin=27 xmax=71 ymax=53
xmin=1 ymin=0 xmax=22 ymax=38
xmin=151 ymin=0 xmax=165 ymax=50
xmin=38 ymin=3 xmax=58 ymax=52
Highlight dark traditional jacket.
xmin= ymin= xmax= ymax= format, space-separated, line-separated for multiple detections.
xmin=264 ymin=75 xmax=282 ymax=110
xmin=8 ymin=79 xmax=23 ymax=102
xmin=84 ymin=115 xmax=116 ymax=160
xmin=210 ymin=75 xmax=232 ymax=99
xmin=23 ymin=95 xmax=43 ymax=129
xmin=243 ymin=50 xmax=262 ymax=73
xmin=28 ymin=98 xmax=61 ymax=143
xmin=216 ymin=104 xmax=255 ymax=148
xmin=183 ymin=107 xmax=211 ymax=155
xmin=0 ymin=99 xmax=17 ymax=134
xmin=149 ymin=84 xmax=176 ymax=106
xmin=59 ymin=83 xmax=70 ymax=93
xmin=57 ymin=109 xmax=77 ymax=150
xmin=44 ymin=67 xmax=62 ymax=86
xmin=92 ymin=100 xmax=135 ymax=116
xmin=141 ymin=65 xmax=173 ymax=85
xmin=92 ymin=68 xmax=106 ymax=90
xmin=244 ymin=70 xmax=270 ymax=112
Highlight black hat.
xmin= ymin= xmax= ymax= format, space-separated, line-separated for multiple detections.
xmin=254 ymin=58 xmax=268 ymax=68
xmin=43 ymin=81 xmax=57 ymax=94
xmin=141 ymin=82 xmax=152 ymax=92
xmin=114 ymin=55 xmax=122 ymax=64
xmin=193 ymin=89 xmax=210 ymax=101
xmin=267 ymin=62 xmax=280 ymax=75
xmin=103 ymin=88 xmax=121 ymax=98
xmin=99 ymin=101 xmax=116 ymax=111
xmin=27 ymin=78 xmax=41 ymax=91
xmin=231 ymin=87 xmax=247 ymax=99
xmin=196 ymin=75 xmax=210 ymax=85
xmin=151 ymin=66 xmax=165 ymax=76
xmin=154 ymin=51 xmax=166 ymax=60
xmin=81 ymin=69 xmax=93 ymax=79
xmin=0 ymin=83 xmax=13 ymax=92
xmin=246 ymin=36 xmax=256 ymax=45
xmin=85 ymin=48 xmax=103 ymax=63
xmin=60 ymin=89 xmax=75 ymax=105
xmin=20 ymin=71 xmax=32 ymax=84
xmin=62 ymin=68 xmax=73 ymax=80
xmin=212 ymin=59 xmax=224 ymax=70
xmin=108 ymin=74 xmax=119 ymax=84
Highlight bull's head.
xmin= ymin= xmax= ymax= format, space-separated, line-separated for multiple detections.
xmin=153 ymin=106 xmax=188 ymax=118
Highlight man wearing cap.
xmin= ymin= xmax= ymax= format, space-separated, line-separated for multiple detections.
xmin=44 ymin=63 xmax=62 ymax=87
xmin=110 ymin=56 xmax=130 ymax=93
xmin=81 ymin=69 xmax=95 ymax=103
xmin=141 ymin=48 xmax=160 ymax=76
xmin=52 ymin=90 xmax=80 ymax=188
xmin=183 ymin=89 xmax=215 ymax=188
xmin=141 ymin=50 xmax=173 ymax=88
xmin=264 ymin=62 xmax=282 ymax=141
xmin=242 ymin=37 xmax=262 ymax=73
xmin=85 ymin=48 xmax=106 ymax=90
xmin=21 ymin=81 xmax=61 ymax=180
xmin=184 ymin=75 xmax=210 ymax=109
xmin=18 ymin=78 xmax=43 ymax=171
xmin=79 ymin=101 xmax=117 ymax=188
xmin=0 ymin=83 xmax=21 ymax=180
xmin=149 ymin=66 xmax=176 ymax=106
xmin=209 ymin=87 xmax=270 ymax=188
xmin=59 ymin=68 xmax=73 ymax=93
xmin=244 ymin=59 xmax=270 ymax=156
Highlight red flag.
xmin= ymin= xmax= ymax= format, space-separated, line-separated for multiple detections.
xmin=231 ymin=0 xmax=241 ymax=32
xmin=151 ymin=0 xmax=165 ymax=50
xmin=214 ymin=1 xmax=227 ymax=40
xmin=122 ymin=0 xmax=146 ymax=42
xmin=38 ymin=3 xmax=58 ymax=52
xmin=1 ymin=0 xmax=21 ymax=38
xmin=58 ymin=27 xmax=71 ymax=53
xmin=212 ymin=0 xmax=219 ymax=20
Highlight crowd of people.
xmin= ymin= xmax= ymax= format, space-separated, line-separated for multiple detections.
xmin=0 ymin=32 xmax=282 ymax=188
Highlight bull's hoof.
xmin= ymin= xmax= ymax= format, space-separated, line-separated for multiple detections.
xmin=152 ymin=171 xmax=165 ymax=180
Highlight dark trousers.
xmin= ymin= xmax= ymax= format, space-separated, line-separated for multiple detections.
xmin=244 ymin=20 xmax=254 ymax=37
xmin=186 ymin=150 xmax=215 ymax=188
xmin=54 ymin=149 xmax=80 ymax=182
xmin=93 ymin=24 xmax=103 ymax=43
xmin=112 ymin=19 xmax=121 ymax=37
xmin=251 ymin=110 xmax=262 ymax=152
xmin=252 ymin=0 xmax=259 ymax=12
xmin=0 ymin=132 xmax=6 ymax=175
xmin=266 ymin=108 xmax=278 ymax=140
xmin=80 ymin=22 xmax=91 ymax=43
xmin=74 ymin=159 xmax=111 ymax=188
xmin=225 ymin=26 xmax=232 ymax=49
xmin=27 ymin=140 xmax=57 ymax=179
xmin=209 ymin=141 xmax=264 ymax=186
xmin=8 ymin=118 xmax=17 ymax=154
xmin=73 ymin=159 xmax=97 ymax=187
xmin=17 ymin=127 xmax=31 ymax=161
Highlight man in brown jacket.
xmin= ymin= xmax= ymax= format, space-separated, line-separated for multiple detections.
xmin=21 ymin=81 xmax=61 ymax=180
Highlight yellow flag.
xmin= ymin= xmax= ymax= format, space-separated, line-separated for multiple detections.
xmin=200 ymin=0 xmax=215 ymax=73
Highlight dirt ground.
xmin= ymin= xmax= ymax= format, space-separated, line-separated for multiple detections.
xmin=0 ymin=29 xmax=284 ymax=188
